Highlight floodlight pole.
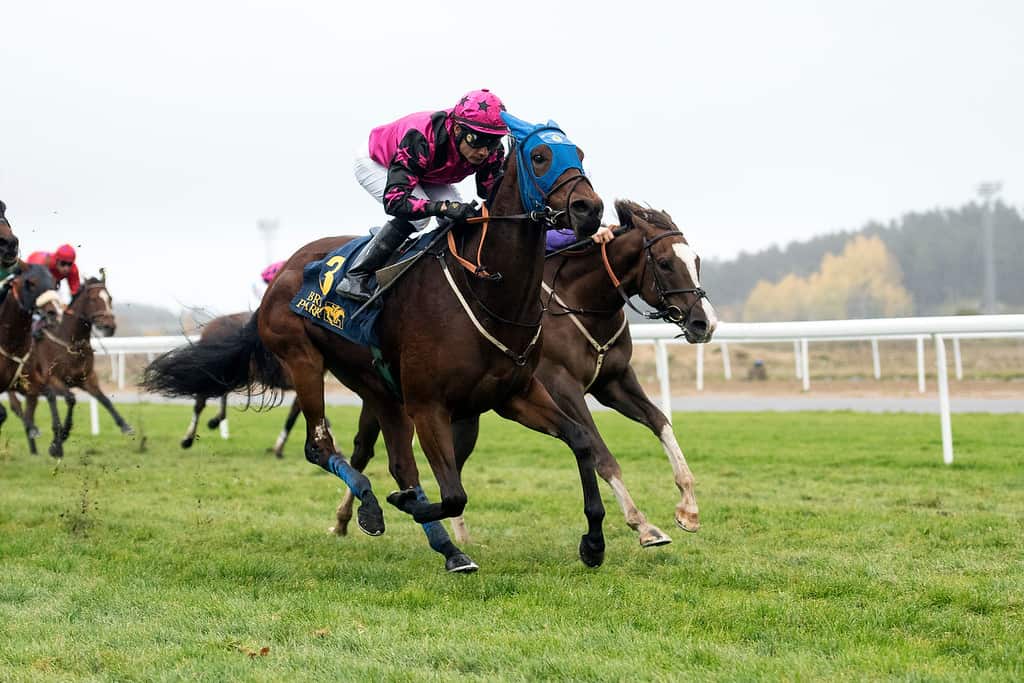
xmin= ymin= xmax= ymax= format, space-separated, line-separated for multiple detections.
xmin=257 ymin=218 xmax=280 ymax=265
xmin=977 ymin=182 xmax=1001 ymax=314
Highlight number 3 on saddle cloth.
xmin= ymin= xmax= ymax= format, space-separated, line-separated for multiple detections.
xmin=288 ymin=230 xmax=435 ymax=348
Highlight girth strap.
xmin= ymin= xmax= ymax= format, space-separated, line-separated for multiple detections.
xmin=541 ymin=282 xmax=627 ymax=390
xmin=0 ymin=338 xmax=34 ymax=391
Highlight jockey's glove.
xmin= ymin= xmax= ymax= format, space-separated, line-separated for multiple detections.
xmin=435 ymin=200 xmax=480 ymax=222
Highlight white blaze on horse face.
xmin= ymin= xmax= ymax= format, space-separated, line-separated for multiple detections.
xmin=670 ymin=241 xmax=719 ymax=331
xmin=97 ymin=289 xmax=113 ymax=313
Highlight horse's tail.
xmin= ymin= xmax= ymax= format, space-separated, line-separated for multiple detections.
xmin=141 ymin=312 xmax=289 ymax=405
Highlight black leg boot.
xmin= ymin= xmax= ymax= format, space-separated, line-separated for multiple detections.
xmin=335 ymin=219 xmax=414 ymax=301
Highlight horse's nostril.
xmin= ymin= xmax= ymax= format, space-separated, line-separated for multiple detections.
xmin=570 ymin=199 xmax=591 ymax=215
xmin=689 ymin=319 xmax=708 ymax=334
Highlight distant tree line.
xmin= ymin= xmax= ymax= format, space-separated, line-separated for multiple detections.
xmin=702 ymin=201 xmax=1024 ymax=319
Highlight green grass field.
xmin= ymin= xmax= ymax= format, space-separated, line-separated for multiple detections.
xmin=1 ymin=404 xmax=1022 ymax=681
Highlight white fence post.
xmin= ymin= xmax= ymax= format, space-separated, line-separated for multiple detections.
xmin=793 ymin=340 xmax=802 ymax=380
xmin=720 ymin=342 xmax=732 ymax=380
xmin=696 ymin=343 xmax=704 ymax=392
xmin=871 ymin=338 xmax=881 ymax=379
xmin=655 ymin=339 xmax=671 ymax=422
xmin=935 ymin=335 xmax=953 ymax=465
xmin=916 ymin=336 xmax=926 ymax=393
xmin=90 ymin=398 xmax=100 ymax=435
xmin=952 ymin=337 xmax=963 ymax=380
xmin=117 ymin=352 xmax=126 ymax=390
xmin=800 ymin=338 xmax=810 ymax=391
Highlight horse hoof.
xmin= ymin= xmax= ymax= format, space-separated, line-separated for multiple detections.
xmin=48 ymin=445 xmax=63 ymax=459
xmin=445 ymin=553 xmax=479 ymax=573
xmin=357 ymin=503 xmax=385 ymax=537
xmin=385 ymin=487 xmax=418 ymax=513
xmin=206 ymin=418 xmax=221 ymax=429
xmin=120 ymin=424 xmax=135 ymax=435
xmin=329 ymin=520 xmax=349 ymax=536
xmin=578 ymin=536 xmax=605 ymax=568
xmin=675 ymin=510 xmax=700 ymax=533
xmin=180 ymin=438 xmax=194 ymax=449
xmin=639 ymin=528 xmax=673 ymax=548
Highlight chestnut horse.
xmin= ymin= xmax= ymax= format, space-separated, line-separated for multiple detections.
xmin=8 ymin=274 xmax=134 ymax=457
xmin=332 ymin=200 xmax=719 ymax=546
xmin=0 ymin=264 xmax=64 ymax=445
xmin=143 ymin=116 xmax=606 ymax=572
xmin=178 ymin=311 xmax=301 ymax=458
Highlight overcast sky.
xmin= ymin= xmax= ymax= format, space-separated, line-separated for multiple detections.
xmin=3 ymin=0 xmax=1022 ymax=313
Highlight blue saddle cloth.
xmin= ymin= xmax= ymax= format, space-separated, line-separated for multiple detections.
xmin=288 ymin=231 xmax=435 ymax=347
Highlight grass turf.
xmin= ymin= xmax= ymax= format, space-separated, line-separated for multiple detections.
xmin=1 ymin=404 xmax=1022 ymax=681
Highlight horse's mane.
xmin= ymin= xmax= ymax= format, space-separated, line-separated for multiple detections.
xmin=615 ymin=199 xmax=677 ymax=233
xmin=69 ymin=277 xmax=103 ymax=306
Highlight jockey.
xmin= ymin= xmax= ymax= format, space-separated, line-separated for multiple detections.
xmin=251 ymin=260 xmax=285 ymax=308
xmin=261 ymin=260 xmax=285 ymax=285
xmin=336 ymin=89 xmax=510 ymax=301
xmin=27 ymin=244 xmax=81 ymax=297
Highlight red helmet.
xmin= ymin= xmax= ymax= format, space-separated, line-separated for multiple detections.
xmin=54 ymin=244 xmax=77 ymax=263
xmin=451 ymin=89 xmax=508 ymax=135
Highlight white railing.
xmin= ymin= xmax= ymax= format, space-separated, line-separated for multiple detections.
xmin=88 ymin=314 xmax=1024 ymax=464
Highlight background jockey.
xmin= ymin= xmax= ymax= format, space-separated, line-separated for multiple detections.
xmin=546 ymin=224 xmax=617 ymax=253
xmin=27 ymin=244 xmax=81 ymax=297
xmin=251 ymin=260 xmax=285 ymax=309
xmin=336 ymin=89 xmax=510 ymax=301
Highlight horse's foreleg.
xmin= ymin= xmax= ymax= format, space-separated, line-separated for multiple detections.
xmin=84 ymin=372 xmax=133 ymax=435
xmin=60 ymin=388 xmax=76 ymax=440
xmin=547 ymin=372 xmax=670 ymax=547
xmin=206 ymin=395 xmax=228 ymax=430
xmin=496 ymin=378 xmax=606 ymax=568
xmin=593 ymin=366 xmax=699 ymax=532
xmin=379 ymin=404 xmax=477 ymax=573
xmin=181 ymin=396 xmax=207 ymax=449
xmin=449 ymin=415 xmax=481 ymax=545
xmin=269 ymin=397 xmax=302 ymax=459
xmin=332 ymin=405 xmax=382 ymax=535
xmin=388 ymin=403 xmax=466 ymax=524
xmin=24 ymin=393 xmax=40 ymax=455
xmin=42 ymin=385 xmax=64 ymax=458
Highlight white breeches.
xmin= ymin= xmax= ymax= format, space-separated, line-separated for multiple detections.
xmin=353 ymin=151 xmax=463 ymax=231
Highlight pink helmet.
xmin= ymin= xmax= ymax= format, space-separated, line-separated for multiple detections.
xmin=261 ymin=260 xmax=285 ymax=284
xmin=451 ymin=89 xmax=508 ymax=135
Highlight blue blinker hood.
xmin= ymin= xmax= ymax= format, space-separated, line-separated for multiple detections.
xmin=500 ymin=112 xmax=585 ymax=212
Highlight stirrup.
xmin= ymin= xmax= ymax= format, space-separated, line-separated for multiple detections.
xmin=335 ymin=274 xmax=374 ymax=301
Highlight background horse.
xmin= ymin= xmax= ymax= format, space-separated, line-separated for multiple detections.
xmin=0 ymin=264 xmax=63 ymax=445
xmin=179 ymin=311 xmax=301 ymax=458
xmin=8 ymin=274 xmax=133 ymax=456
xmin=0 ymin=201 xmax=23 ymax=275
xmin=143 ymin=116 xmax=607 ymax=573
xmin=333 ymin=200 xmax=718 ymax=547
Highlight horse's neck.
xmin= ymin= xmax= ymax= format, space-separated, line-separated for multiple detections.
xmin=59 ymin=308 xmax=92 ymax=344
xmin=458 ymin=179 xmax=546 ymax=323
xmin=546 ymin=231 xmax=642 ymax=314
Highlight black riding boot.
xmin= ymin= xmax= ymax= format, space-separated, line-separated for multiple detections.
xmin=335 ymin=219 xmax=414 ymax=301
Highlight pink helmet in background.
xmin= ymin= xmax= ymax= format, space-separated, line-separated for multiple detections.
xmin=451 ymin=89 xmax=508 ymax=135
xmin=261 ymin=260 xmax=285 ymax=284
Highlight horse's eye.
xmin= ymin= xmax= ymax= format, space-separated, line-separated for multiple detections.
xmin=658 ymin=260 xmax=672 ymax=270
xmin=532 ymin=154 xmax=545 ymax=164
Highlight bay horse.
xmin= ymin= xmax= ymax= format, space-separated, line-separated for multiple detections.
xmin=332 ymin=200 xmax=719 ymax=547
xmin=8 ymin=274 xmax=134 ymax=457
xmin=0 ymin=201 xmax=22 ymax=276
xmin=178 ymin=311 xmax=301 ymax=458
xmin=143 ymin=115 xmax=607 ymax=572
xmin=0 ymin=264 xmax=64 ymax=445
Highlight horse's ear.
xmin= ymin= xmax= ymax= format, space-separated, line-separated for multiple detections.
xmin=0 ymin=200 xmax=6 ymax=217
xmin=100 ymin=267 xmax=107 ymax=283
xmin=614 ymin=199 xmax=637 ymax=228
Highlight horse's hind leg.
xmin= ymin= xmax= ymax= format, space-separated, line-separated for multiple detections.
xmin=207 ymin=395 xmax=228 ymax=430
xmin=181 ymin=396 xmax=207 ymax=449
xmin=84 ymin=372 xmax=133 ymax=435
xmin=332 ymin=405 xmax=381 ymax=535
xmin=593 ymin=366 xmax=699 ymax=532
xmin=276 ymin=347 xmax=385 ymax=536
xmin=547 ymin=372 xmax=670 ymax=547
xmin=496 ymin=378 xmax=606 ymax=568
xmin=269 ymin=397 xmax=302 ymax=459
